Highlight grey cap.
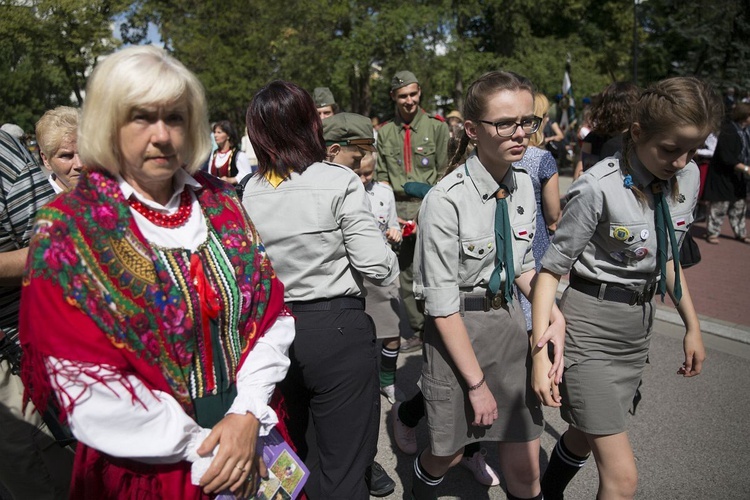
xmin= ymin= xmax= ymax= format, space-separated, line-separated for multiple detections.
xmin=391 ymin=71 xmax=419 ymax=92
xmin=322 ymin=113 xmax=375 ymax=152
xmin=1 ymin=123 xmax=24 ymax=140
xmin=313 ymin=87 xmax=336 ymax=108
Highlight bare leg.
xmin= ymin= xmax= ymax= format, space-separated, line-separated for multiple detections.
xmin=498 ymin=439 xmax=541 ymax=498
xmin=586 ymin=432 xmax=638 ymax=500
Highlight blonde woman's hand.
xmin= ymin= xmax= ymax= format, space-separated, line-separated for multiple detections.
xmin=198 ymin=412 xmax=261 ymax=495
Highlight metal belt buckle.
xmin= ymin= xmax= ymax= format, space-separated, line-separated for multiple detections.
xmin=490 ymin=294 xmax=504 ymax=310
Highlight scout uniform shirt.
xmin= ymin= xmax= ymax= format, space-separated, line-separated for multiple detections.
xmin=414 ymin=154 xmax=536 ymax=317
xmin=365 ymin=180 xmax=400 ymax=239
xmin=376 ymin=109 xmax=450 ymax=220
xmin=542 ymin=153 xmax=699 ymax=289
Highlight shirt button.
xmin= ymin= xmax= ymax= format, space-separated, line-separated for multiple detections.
xmin=457 ymin=173 xmax=463 ymax=179
xmin=482 ymin=194 xmax=488 ymax=200
xmin=479 ymin=249 xmax=484 ymax=254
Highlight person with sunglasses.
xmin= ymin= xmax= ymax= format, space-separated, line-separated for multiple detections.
xmin=409 ymin=71 xmax=565 ymax=500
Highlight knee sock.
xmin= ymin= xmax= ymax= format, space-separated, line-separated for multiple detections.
xmin=464 ymin=441 xmax=480 ymax=457
xmin=507 ymin=492 xmax=543 ymax=500
xmin=541 ymin=433 xmax=589 ymax=500
xmin=398 ymin=391 xmax=425 ymax=428
xmin=411 ymin=454 xmax=443 ymax=500
xmin=379 ymin=345 xmax=399 ymax=387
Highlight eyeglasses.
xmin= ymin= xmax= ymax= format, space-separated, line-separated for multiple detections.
xmin=477 ymin=116 xmax=542 ymax=137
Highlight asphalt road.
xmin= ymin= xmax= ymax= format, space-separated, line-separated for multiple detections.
xmin=373 ymin=320 xmax=750 ymax=499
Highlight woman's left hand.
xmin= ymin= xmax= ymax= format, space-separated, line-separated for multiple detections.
xmin=679 ymin=329 xmax=705 ymax=377
xmin=198 ymin=412 xmax=263 ymax=495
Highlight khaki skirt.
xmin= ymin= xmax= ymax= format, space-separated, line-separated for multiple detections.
xmin=420 ymin=300 xmax=543 ymax=457
xmin=363 ymin=279 xmax=409 ymax=340
xmin=558 ymin=286 xmax=655 ymax=435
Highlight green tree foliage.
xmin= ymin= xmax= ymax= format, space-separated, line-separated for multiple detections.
xmin=0 ymin=0 xmax=125 ymax=132
xmin=4 ymin=0 xmax=745 ymax=133
xmin=638 ymin=0 xmax=750 ymax=92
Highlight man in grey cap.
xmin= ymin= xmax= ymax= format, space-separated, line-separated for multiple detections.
xmin=322 ymin=112 xmax=399 ymax=498
xmin=313 ymin=87 xmax=338 ymax=120
xmin=375 ymin=71 xmax=449 ymax=353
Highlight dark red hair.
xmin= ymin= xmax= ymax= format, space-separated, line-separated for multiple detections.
xmin=246 ymin=80 xmax=326 ymax=177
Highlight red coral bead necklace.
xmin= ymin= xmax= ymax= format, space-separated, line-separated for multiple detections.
xmin=128 ymin=189 xmax=193 ymax=228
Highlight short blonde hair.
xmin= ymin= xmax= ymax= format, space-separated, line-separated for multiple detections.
xmin=35 ymin=106 xmax=80 ymax=158
xmin=529 ymin=93 xmax=550 ymax=147
xmin=79 ymin=45 xmax=211 ymax=174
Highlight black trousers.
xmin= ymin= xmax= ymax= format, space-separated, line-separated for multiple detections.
xmin=280 ymin=303 xmax=379 ymax=500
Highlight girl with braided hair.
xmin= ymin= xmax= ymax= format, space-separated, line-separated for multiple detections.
xmin=532 ymin=77 xmax=722 ymax=499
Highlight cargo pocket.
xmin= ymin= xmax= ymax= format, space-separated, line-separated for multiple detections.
xmin=419 ymin=374 xmax=454 ymax=433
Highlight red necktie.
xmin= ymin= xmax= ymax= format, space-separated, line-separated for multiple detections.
xmin=403 ymin=124 xmax=412 ymax=174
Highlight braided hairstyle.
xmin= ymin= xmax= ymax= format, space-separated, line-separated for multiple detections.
xmin=621 ymin=77 xmax=722 ymax=203
xmin=444 ymin=71 xmax=535 ymax=178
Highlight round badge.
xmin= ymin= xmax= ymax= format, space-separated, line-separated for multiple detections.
xmin=634 ymin=247 xmax=648 ymax=259
xmin=640 ymin=229 xmax=649 ymax=241
xmin=421 ymin=157 xmax=429 ymax=166
xmin=613 ymin=226 xmax=630 ymax=241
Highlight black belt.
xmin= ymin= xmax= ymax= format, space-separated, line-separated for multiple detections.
xmin=569 ymin=273 xmax=656 ymax=306
xmin=287 ymin=296 xmax=365 ymax=312
xmin=394 ymin=194 xmax=422 ymax=202
xmin=462 ymin=294 xmax=506 ymax=312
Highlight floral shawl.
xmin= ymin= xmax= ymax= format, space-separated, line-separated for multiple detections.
xmin=20 ymin=168 xmax=285 ymax=419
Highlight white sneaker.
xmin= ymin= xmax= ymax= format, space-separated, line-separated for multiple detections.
xmin=459 ymin=449 xmax=500 ymax=487
xmin=380 ymin=384 xmax=405 ymax=405
xmin=390 ymin=401 xmax=417 ymax=454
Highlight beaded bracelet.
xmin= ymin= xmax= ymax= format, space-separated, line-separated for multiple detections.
xmin=468 ymin=375 xmax=486 ymax=392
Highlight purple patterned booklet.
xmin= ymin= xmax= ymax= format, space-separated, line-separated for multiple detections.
xmin=254 ymin=428 xmax=308 ymax=500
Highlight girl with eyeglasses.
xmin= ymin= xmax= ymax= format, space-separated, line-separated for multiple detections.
xmin=532 ymin=77 xmax=721 ymax=499
xmin=409 ymin=71 xmax=566 ymax=500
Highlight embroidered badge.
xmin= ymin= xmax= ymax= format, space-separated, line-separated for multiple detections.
xmin=675 ymin=218 xmax=686 ymax=227
xmin=640 ymin=229 xmax=649 ymax=240
xmin=613 ymin=226 xmax=630 ymax=241
xmin=677 ymin=194 xmax=686 ymax=203
xmin=517 ymin=228 xmax=529 ymax=237
xmin=634 ymin=247 xmax=649 ymax=259
xmin=517 ymin=206 xmax=524 ymax=215
xmin=623 ymin=174 xmax=634 ymax=189
xmin=421 ymin=157 xmax=429 ymax=166
xmin=417 ymin=146 xmax=424 ymax=153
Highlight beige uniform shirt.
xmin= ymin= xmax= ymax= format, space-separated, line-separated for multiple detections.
xmin=414 ymin=154 xmax=536 ymax=317
xmin=242 ymin=162 xmax=399 ymax=302
xmin=542 ymin=153 xmax=699 ymax=288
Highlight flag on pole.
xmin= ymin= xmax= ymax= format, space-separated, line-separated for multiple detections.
xmin=560 ymin=55 xmax=576 ymax=131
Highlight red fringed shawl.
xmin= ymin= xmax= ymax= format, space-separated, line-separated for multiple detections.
xmin=20 ymin=169 xmax=287 ymax=499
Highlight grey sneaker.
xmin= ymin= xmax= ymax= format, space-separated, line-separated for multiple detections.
xmin=400 ymin=336 xmax=423 ymax=353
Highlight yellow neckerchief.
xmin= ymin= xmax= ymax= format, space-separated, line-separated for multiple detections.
xmin=264 ymin=170 xmax=288 ymax=188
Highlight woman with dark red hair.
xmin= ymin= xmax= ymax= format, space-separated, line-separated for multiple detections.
xmin=242 ymin=81 xmax=398 ymax=499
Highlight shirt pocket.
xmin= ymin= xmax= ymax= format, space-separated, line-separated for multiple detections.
xmin=414 ymin=142 xmax=437 ymax=170
xmin=607 ymin=222 xmax=650 ymax=265
xmin=458 ymin=235 xmax=494 ymax=285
